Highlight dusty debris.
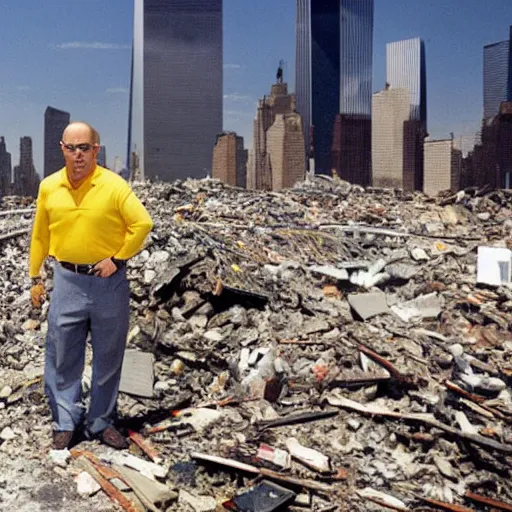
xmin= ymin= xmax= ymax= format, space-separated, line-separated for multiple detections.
xmin=357 ymin=487 xmax=407 ymax=510
xmin=465 ymin=491 xmax=512 ymax=511
xmin=108 ymin=452 xmax=168 ymax=481
xmin=348 ymin=291 xmax=390 ymax=320
xmin=76 ymin=471 xmax=102 ymax=496
xmin=1 ymin=179 xmax=512 ymax=511
xmin=326 ymin=392 xmax=512 ymax=453
xmin=256 ymin=443 xmax=291 ymax=469
xmin=114 ymin=465 xmax=177 ymax=512
xmin=74 ymin=455 xmax=143 ymax=512
xmin=191 ymin=452 xmax=333 ymax=493
xmin=49 ymin=449 xmax=71 ymax=467
xmin=178 ymin=489 xmax=216 ymax=512
xmin=0 ymin=426 xmax=16 ymax=441
xmin=128 ymin=430 xmax=163 ymax=464
xmin=285 ymin=437 xmax=331 ymax=473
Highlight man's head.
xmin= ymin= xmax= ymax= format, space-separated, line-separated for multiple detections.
xmin=60 ymin=122 xmax=100 ymax=186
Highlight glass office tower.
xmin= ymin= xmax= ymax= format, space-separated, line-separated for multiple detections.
xmin=296 ymin=0 xmax=374 ymax=182
xmin=44 ymin=106 xmax=70 ymax=177
xmin=386 ymin=38 xmax=427 ymax=123
xmin=483 ymin=26 xmax=512 ymax=121
xmin=129 ymin=0 xmax=223 ymax=181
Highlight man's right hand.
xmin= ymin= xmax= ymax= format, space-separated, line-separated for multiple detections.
xmin=31 ymin=281 xmax=46 ymax=309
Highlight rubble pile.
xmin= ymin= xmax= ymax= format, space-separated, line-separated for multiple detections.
xmin=0 ymin=177 xmax=511 ymax=511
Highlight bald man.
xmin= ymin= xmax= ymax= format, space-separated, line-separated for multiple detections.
xmin=29 ymin=122 xmax=153 ymax=450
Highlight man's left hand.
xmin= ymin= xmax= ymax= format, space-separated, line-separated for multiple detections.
xmin=92 ymin=258 xmax=117 ymax=278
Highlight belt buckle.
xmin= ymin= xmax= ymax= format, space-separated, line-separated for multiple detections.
xmin=86 ymin=264 xmax=95 ymax=275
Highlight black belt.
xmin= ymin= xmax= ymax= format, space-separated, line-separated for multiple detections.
xmin=59 ymin=259 xmax=126 ymax=275
xmin=60 ymin=261 xmax=96 ymax=275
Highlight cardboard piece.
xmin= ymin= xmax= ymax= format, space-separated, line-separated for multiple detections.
xmin=119 ymin=350 xmax=154 ymax=398
xmin=477 ymin=246 xmax=512 ymax=286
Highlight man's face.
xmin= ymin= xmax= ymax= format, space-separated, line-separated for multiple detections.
xmin=60 ymin=125 xmax=99 ymax=185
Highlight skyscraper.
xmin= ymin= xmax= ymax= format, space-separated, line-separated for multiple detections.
xmin=386 ymin=38 xmax=427 ymax=123
xmin=248 ymin=81 xmax=296 ymax=190
xmin=483 ymin=26 xmax=512 ymax=121
xmin=374 ymin=37 xmax=427 ymax=190
xmin=129 ymin=0 xmax=223 ymax=182
xmin=424 ymin=139 xmax=462 ymax=196
xmin=15 ymin=137 xmax=38 ymax=197
xmin=212 ymin=132 xmax=247 ymax=188
xmin=98 ymin=146 xmax=107 ymax=168
xmin=0 ymin=137 xmax=12 ymax=196
xmin=470 ymin=26 xmax=512 ymax=188
xmin=267 ymin=113 xmax=306 ymax=191
xmin=44 ymin=106 xmax=70 ymax=177
xmin=372 ymin=87 xmax=411 ymax=189
xmin=296 ymin=0 xmax=374 ymax=182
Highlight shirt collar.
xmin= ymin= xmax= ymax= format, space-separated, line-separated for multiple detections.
xmin=60 ymin=165 xmax=102 ymax=189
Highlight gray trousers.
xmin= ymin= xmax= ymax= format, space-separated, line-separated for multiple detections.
xmin=45 ymin=263 xmax=130 ymax=434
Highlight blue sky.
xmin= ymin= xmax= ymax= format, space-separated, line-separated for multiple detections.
xmin=0 ymin=0 xmax=510 ymax=176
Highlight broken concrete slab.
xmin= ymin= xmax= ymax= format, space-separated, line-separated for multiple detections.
xmin=309 ymin=264 xmax=349 ymax=281
xmin=114 ymin=464 xmax=177 ymax=512
xmin=348 ymin=292 xmax=390 ymax=320
xmin=108 ymin=453 xmax=168 ymax=481
xmin=178 ymin=489 xmax=217 ymax=512
xmin=75 ymin=471 xmax=101 ymax=496
xmin=391 ymin=292 xmax=442 ymax=322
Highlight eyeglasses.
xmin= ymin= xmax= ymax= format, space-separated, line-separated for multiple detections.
xmin=60 ymin=142 xmax=97 ymax=153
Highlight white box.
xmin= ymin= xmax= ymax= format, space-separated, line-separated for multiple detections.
xmin=477 ymin=246 xmax=512 ymax=286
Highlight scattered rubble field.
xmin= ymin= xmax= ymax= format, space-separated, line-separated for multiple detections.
xmin=0 ymin=177 xmax=511 ymax=511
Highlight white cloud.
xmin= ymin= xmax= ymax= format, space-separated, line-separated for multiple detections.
xmin=16 ymin=85 xmax=31 ymax=91
xmin=223 ymin=63 xmax=244 ymax=69
xmin=106 ymin=87 xmax=129 ymax=94
xmin=52 ymin=42 xmax=131 ymax=50
xmin=223 ymin=93 xmax=253 ymax=103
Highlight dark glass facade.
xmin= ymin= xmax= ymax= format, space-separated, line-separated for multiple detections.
xmin=483 ymin=26 xmax=512 ymax=121
xmin=129 ymin=0 xmax=223 ymax=182
xmin=0 ymin=137 xmax=12 ymax=196
xmin=44 ymin=106 xmax=70 ymax=177
xmin=311 ymin=0 xmax=340 ymax=176
xmin=296 ymin=0 xmax=373 ymax=179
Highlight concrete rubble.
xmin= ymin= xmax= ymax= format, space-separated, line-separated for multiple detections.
xmin=0 ymin=176 xmax=511 ymax=511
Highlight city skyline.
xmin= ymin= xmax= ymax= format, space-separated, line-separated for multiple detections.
xmin=0 ymin=0 xmax=511 ymax=181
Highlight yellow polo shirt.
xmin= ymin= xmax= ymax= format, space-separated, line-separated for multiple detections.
xmin=29 ymin=165 xmax=153 ymax=277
